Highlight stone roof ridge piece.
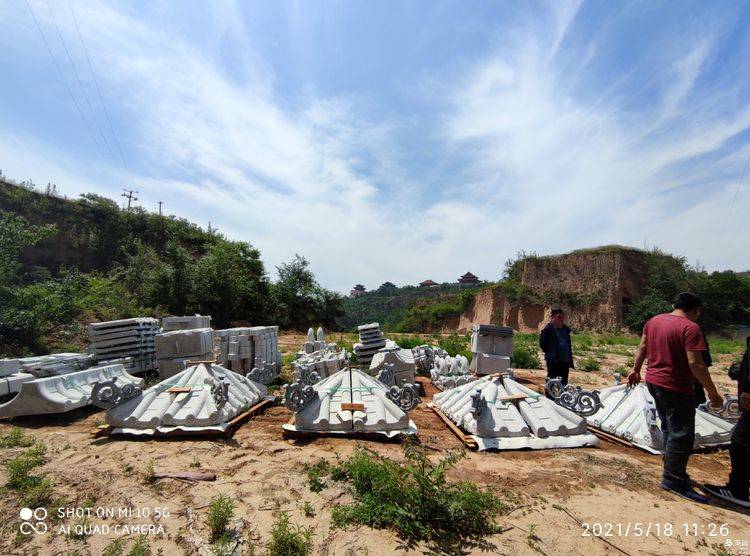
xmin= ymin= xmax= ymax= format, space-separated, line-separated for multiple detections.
xmin=97 ymin=362 xmax=268 ymax=433
xmin=432 ymin=375 xmax=597 ymax=451
xmin=283 ymin=367 xmax=418 ymax=435
xmin=586 ymin=383 xmax=734 ymax=453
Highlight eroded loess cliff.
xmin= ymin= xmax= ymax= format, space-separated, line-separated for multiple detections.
xmin=458 ymin=246 xmax=648 ymax=333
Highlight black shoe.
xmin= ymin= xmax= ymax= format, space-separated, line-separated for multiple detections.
xmin=660 ymin=480 xmax=709 ymax=504
xmin=701 ymin=484 xmax=750 ymax=508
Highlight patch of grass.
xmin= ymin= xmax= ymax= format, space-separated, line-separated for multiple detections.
xmin=707 ymin=337 xmax=745 ymax=355
xmin=266 ymin=511 xmax=313 ymax=556
xmin=127 ymin=535 xmax=151 ymax=556
xmin=303 ymin=459 xmax=331 ymax=493
xmin=392 ymin=336 xmax=425 ymax=350
xmin=206 ymin=494 xmax=235 ymax=541
xmin=318 ymin=441 xmax=507 ymax=547
xmin=6 ymin=443 xmax=47 ymax=489
xmin=579 ymin=454 xmax=648 ymax=487
xmin=0 ymin=426 xmax=35 ymax=448
xmin=102 ymin=537 xmax=125 ymax=556
xmin=578 ymin=356 xmax=601 ymax=372
xmin=512 ymin=344 xmax=541 ymax=369
xmin=302 ymin=501 xmax=315 ymax=518
xmin=189 ymin=457 xmax=201 ymax=469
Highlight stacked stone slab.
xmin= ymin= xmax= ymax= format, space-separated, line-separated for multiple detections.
xmin=0 ymin=364 xmax=144 ymax=419
xmin=433 ymin=374 xmax=597 ymax=451
xmin=470 ymin=324 xmax=513 ymax=375
xmin=161 ymin=315 xmax=212 ymax=332
xmin=586 ymin=383 xmax=734 ymax=453
xmin=429 ymin=354 xmax=473 ymax=390
xmin=283 ymin=367 xmax=419 ymax=436
xmin=353 ymin=323 xmax=387 ymax=367
xmin=155 ymin=328 xmax=215 ymax=379
xmin=216 ymin=326 xmax=281 ymax=384
xmin=87 ymin=318 xmax=159 ymax=374
xmin=369 ymin=346 xmax=417 ymax=387
xmin=0 ymin=353 xmax=97 ymax=378
xmin=95 ymin=362 xmax=269 ymax=434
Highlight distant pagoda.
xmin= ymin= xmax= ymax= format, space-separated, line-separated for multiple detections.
xmin=419 ymin=279 xmax=438 ymax=288
xmin=457 ymin=272 xmax=480 ymax=285
xmin=349 ymin=284 xmax=366 ymax=298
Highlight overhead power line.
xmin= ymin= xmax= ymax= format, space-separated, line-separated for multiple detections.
xmin=24 ymin=0 xmax=110 ymax=166
xmin=66 ymin=0 xmax=129 ymax=174
xmin=45 ymin=0 xmax=118 ymax=168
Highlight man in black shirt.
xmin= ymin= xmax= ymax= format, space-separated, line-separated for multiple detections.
xmin=539 ymin=309 xmax=574 ymax=387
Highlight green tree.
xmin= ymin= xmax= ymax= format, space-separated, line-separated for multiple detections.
xmin=188 ymin=241 xmax=270 ymax=327
xmin=272 ymin=255 xmax=344 ymax=330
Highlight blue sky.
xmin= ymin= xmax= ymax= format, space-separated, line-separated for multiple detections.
xmin=1 ymin=1 xmax=749 ymax=292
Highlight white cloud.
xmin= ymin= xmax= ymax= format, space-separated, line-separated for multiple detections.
xmin=1 ymin=0 xmax=748 ymax=298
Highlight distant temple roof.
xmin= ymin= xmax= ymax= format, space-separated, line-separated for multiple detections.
xmin=458 ymin=272 xmax=479 ymax=283
xmin=353 ymin=284 xmax=366 ymax=291
xmin=419 ymin=279 xmax=438 ymax=287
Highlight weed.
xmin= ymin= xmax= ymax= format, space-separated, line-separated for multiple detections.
xmin=321 ymin=441 xmax=506 ymax=546
xmin=302 ymin=501 xmax=315 ymax=518
xmin=143 ymin=459 xmax=155 ymax=483
xmin=6 ymin=443 xmax=46 ymax=489
xmin=266 ymin=511 xmax=313 ymax=556
xmin=393 ymin=336 xmax=425 ymax=349
xmin=206 ymin=494 xmax=235 ymax=541
xmin=0 ymin=427 xmax=35 ymax=448
xmin=189 ymin=457 xmax=201 ymax=469
xmin=123 ymin=462 xmax=133 ymax=473
xmin=527 ymin=523 xmax=540 ymax=546
xmin=68 ymin=516 xmax=91 ymax=541
xmin=127 ymin=535 xmax=151 ymax=556
xmin=102 ymin=538 xmax=125 ymax=556
xmin=303 ymin=459 xmax=330 ymax=493
xmin=578 ymin=357 xmax=601 ymax=372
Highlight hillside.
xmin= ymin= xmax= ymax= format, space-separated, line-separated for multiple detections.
xmin=0 ymin=179 xmax=343 ymax=355
xmin=338 ymin=283 xmax=483 ymax=331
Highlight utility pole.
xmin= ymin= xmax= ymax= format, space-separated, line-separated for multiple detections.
xmin=158 ymin=201 xmax=163 ymax=216
xmin=121 ymin=189 xmax=138 ymax=210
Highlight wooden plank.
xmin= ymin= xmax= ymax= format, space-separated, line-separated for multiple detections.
xmin=167 ymin=386 xmax=192 ymax=393
xmin=341 ymin=403 xmax=365 ymax=412
xmin=430 ymin=405 xmax=478 ymax=449
xmin=497 ymin=394 xmax=528 ymax=402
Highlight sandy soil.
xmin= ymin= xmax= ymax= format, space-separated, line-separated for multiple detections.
xmin=0 ymin=333 xmax=747 ymax=555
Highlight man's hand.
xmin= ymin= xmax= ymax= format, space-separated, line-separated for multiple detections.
xmin=708 ymin=390 xmax=724 ymax=409
xmin=740 ymin=392 xmax=750 ymax=411
xmin=627 ymin=370 xmax=641 ymax=386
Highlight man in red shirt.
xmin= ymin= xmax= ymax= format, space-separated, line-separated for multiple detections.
xmin=629 ymin=292 xmax=723 ymax=504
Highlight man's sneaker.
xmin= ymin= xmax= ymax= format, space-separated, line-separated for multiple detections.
xmin=701 ymin=484 xmax=750 ymax=508
xmin=660 ymin=480 xmax=709 ymax=504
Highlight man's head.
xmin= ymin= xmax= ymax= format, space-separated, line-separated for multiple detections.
xmin=673 ymin=292 xmax=702 ymax=321
xmin=551 ymin=309 xmax=565 ymax=327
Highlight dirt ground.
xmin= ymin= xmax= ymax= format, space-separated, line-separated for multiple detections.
xmin=0 ymin=333 xmax=748 ymax=555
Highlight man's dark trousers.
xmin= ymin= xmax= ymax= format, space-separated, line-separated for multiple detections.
xmin=647 ymin=382 xmax=695 ymax=488
xmin=729 ymin=410 xmax=750 ymax=496
xmin=546 ymin=362 xmax=570 ymax=386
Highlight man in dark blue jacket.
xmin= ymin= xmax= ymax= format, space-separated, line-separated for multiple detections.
xmin=539 ymin=309 xmax=574 ymax=387
xmin=702 ymin=336 xmax=750 ymax=508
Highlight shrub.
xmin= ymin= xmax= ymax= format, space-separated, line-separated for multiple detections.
xmin=266 ymin=511 xmax=313 ymax=556
xmin=206 ymin=494 xmax=235 ymax=541
xmin=392 ymin=336 xmax=424 ymax=349
xmin=304 ymin=459 xmax=330 ymax=493
xmin=315 ymin=442 xmax=506 ymax=546
xmin=438 ymin=334 xmax=471 ymax=359
xmin=302 ymin=501 xmax=315 ymax=518
xmin=511 ymin=344 xmax=541 ymax=369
